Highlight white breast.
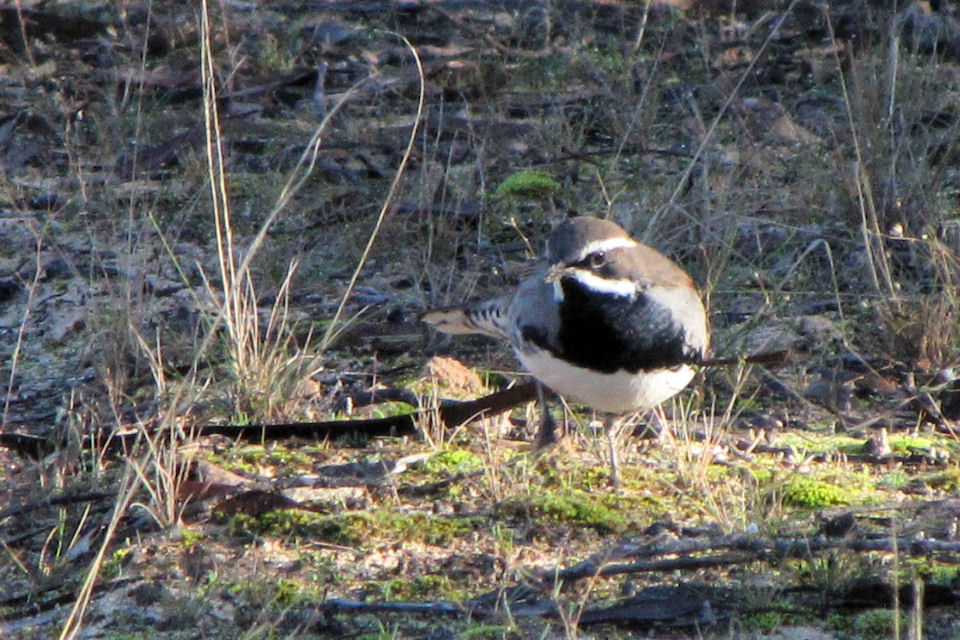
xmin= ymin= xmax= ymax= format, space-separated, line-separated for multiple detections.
xmin=517 ymin=347 xmax=696 ymax=413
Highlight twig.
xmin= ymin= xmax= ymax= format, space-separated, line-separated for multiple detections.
xmin=698 ymin=349 xmax=791 ymax=368
xmin=0 ymin=492 xmax=113 ymax=523
xmin=195 ymin=381 xmax=540 ymax=442
xmin=552 ymin=533 xmax=960 ymax=584
xmin=322 ymin=598 xmax=463 ymax=616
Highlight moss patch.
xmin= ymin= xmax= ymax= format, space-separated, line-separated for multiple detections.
xmin=231 ymin=508 xmax=484 ymax=547
xmin=500 ymin=489 xmax=631 ymax=534
xmin=423 ymin=449 xmax=484 ymax=475
xmin=783 ymin=476 xmax=852 ymax=507
xmin=495 ymin=170 xmax=559 ymax=200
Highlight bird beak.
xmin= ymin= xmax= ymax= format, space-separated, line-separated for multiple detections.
xmin=544 ymin=263 xmax=570 ymax=302
xmin=544 ymin=263 xmax=566 ymax=284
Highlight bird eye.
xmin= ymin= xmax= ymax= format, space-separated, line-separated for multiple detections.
xmin=588 ymin=251 xmax=606 ymax=268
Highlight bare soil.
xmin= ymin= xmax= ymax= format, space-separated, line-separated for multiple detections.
xmin=3 ymin=1 xmax=960 ymax=639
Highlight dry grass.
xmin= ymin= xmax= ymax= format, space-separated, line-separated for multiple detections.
xmin=3 ymin=2 xmax=960 ymax=639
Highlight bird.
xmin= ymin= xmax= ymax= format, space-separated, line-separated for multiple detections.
xmin=423 ymin=216 xmax=710 ymax=487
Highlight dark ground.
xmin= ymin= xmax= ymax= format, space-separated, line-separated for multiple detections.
xmin=3 ymin=1 xmax=960 ymax=638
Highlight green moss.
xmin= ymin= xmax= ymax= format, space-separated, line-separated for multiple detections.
xmin=877 ymin=469 xmax=911 ymax=490
xmin=423 ymin=449 xmax=483 ymax=475
xmin=205 ymin=444 xmax=318 ymax=476
xmin=230 ymin=576 xmax=321 ymax=608
xmin=230 ymin=509 xmax=483 ymax=547
xmin=495 ymin=170 xmax=559 ymax=201
xmin=177 ymin=528 xmax=206 ymax=547
xmin=778 ymin=432 xmax=866 ymax=456
xmin=888 ymin=435 xmax=937 ymax=454
xmin=257 ymin=33 xmax=297 ymax=74
xmin=358 ymin=511 xmax=483 ymax=546
xmin=783 ymin=477 xmax=851 ymax=507
xmin=501 ymin=489 xmax=629 ymax=534
xmin=850 ymin=609 xmax=903 ymax=639
xmin=227 ymin=510 xmax=357 ymax=544
xmin=273 ymin=578 xmax=308 ymax=605
xmin=745 ymin=466 xmax=775 ymax=484
xmin=923 ymin=563 xmax=960 ymax=585
xmin=101 ymin=546 xmax=133 ymax=580
xmin=262 ymin=447 xmax=314 ymax=468
xmin=578 ymin=464 xmax=618 ymax=491
xmin=921 ymin=468 xmax=960 ymax=490
xmin=586 ymin=43 xmax=629 ymax=76
xmin=363 ymin=401 xmax=416 ymax=419
xmin=740 ymin=610 xmax=794 ymax=633
xmin=373 ymin=574 xmax=464 ymax=601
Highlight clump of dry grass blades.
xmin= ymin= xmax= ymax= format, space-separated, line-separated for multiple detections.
xmin=833 ymin=19 xmax=960 ymax=369
xmin=56 ymin=4 xmax=427 ymax=637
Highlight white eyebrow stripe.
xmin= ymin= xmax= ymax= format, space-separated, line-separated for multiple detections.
xmin=566 ymin=269 xmax=637 ymax=297
xmin=575 ymin=237 xmax=637 ymax=261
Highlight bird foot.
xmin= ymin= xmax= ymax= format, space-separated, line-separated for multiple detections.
xmin=534 ymin=408 xmax=561 ymax=450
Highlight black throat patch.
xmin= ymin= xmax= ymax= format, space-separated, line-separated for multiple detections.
xmin=538 ymin=276 xmax=692 ymax=374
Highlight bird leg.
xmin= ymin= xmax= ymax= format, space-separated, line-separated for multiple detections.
xmin=534 ymin=382 xmax=560 ymax=449
xmin=605 ymin=414 xmax=622 ymax=491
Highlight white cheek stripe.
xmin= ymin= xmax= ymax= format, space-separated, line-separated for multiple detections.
xmin=552 ymin=279 xmax=564 ymax=302
xmin=575 ymin=237 xmax=637 ymax=261
xmin=567 ymin=269 xmax=637 ymax=297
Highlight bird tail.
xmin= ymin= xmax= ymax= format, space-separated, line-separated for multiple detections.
xmin=422 ymin=298 xmax=510 ymax=340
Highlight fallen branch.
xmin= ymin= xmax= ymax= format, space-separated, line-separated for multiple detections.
xmin=192 ymin=350 xmax=790 ymax=444
xmin=0 ymin=491 xmax=114 ymax=523
xmin=699 ymin=349 xmax=791 ymax=368
xmin=0 ymin=578 xmax=140 ymax=622
xmin=321 ymin=598 xmax=463 ymax=616
xmin=194 ymin=380 xmax=540 ymax=442
xmin=0 ymin=433 xmax=55 ymax=460
xmin=2 ymin=348 xmax=794 ymax=460
xmin=552 ymin=532 xmax=960 ymax=584
xmin=0 ymin=381 xmax=544 ymax=460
